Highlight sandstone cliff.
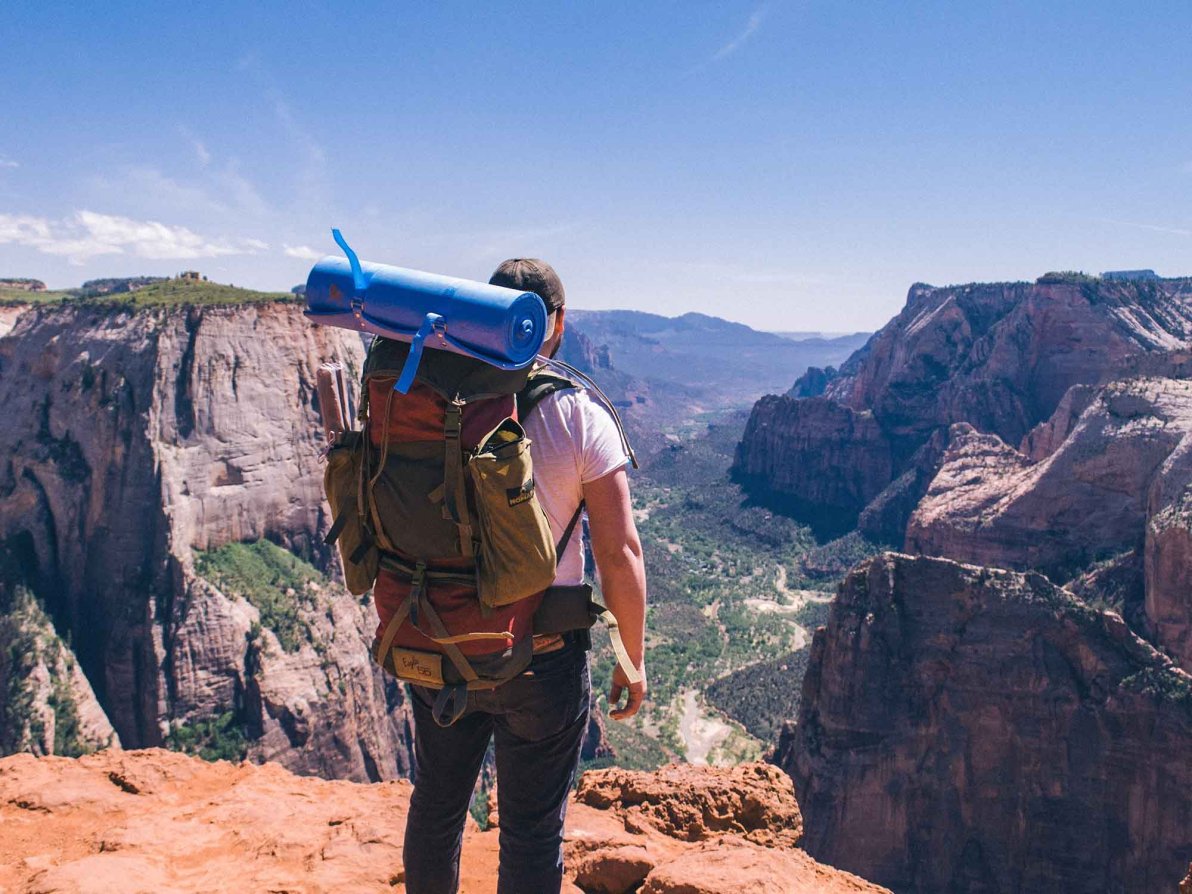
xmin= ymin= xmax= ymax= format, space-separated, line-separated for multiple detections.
xmin=0 ymin=749 xmax=890 ymax=894
xmin=0 ymin=585 xmax=118 ymax=756
xmin=0 ymin=301 xmax=415 ymax=780
xmin=735 ymin=278 xmax=1192 ymax=538
xmin=0 ymin=303 xmax=26 ymax=337
xmin=906 ymin=373 xmax=1192 ymax=671
xmin=785 ymin=552 xmax=1192 ymax=894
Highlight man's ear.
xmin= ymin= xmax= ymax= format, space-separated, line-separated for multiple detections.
xmin=555 ymin=306 xmax=566 ymax=337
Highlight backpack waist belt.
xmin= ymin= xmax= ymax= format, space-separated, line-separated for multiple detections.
xmin=534 ymin=583 xmax=641 ymax=686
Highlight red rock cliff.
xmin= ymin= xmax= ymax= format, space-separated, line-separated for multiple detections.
xmin=784 ymin=552 xmax=1192 ymax=894
xmin=735 ymin=278 xmax=1192 ymax=538
xmin=0 ymin=749 xmax=891 ymax=894
xmin=0 ymin=301 xmax=414 ymax=780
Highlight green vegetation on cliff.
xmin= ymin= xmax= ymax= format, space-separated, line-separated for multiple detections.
xmin=595 ymin=409 xmax=878 ymax=765
xmin=166 ymin=711 xmax=249 ymax=762
xmin=0 ymin=287 xmax=76 ymax=307
xmin=0 ymin=586 xmax=93 ymax=758
xmin=194 ymin=539 xmax=325 ymax=653
xmin=0 ymin=278 xmax=294 ymax=308
xmin=92 ymin=279 xmax=294 ymax=307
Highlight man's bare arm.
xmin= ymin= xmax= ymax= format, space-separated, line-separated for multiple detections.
xmin=584 ymin=466 xmax=647 ymax=720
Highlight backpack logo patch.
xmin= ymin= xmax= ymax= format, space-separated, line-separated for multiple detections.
xmin=392 ymin=648 xmax=444 ymax=685
xmin=506 ymin=478 xmax=535 ymax=507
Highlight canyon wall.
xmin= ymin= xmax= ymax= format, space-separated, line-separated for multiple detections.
xmin=786 ymin=552 xmax=1192 ymax=894
xmin=735 ymin=278 xmax=1192 ymax=539
xmin=0 ymin=301 xmax=415 ymax=780
xmin=771 ymin=281 xmax=1192 ymax=893
xmin=906 ymin=371 xmax=1192 ymax=671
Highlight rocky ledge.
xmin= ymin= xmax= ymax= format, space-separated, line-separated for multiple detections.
xmin=0 ymin=749 xmax=888 ymax=894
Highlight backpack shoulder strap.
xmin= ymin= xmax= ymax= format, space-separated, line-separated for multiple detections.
xmin=516 ymin=370 xmax=578 ymax=421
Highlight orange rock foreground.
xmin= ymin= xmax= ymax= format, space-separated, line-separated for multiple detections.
xmin=0 ymin=749 xmax=889 ymax=894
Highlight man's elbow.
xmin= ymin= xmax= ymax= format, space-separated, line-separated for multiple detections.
xmin=593 ymin=533 xmax=644 ymax=571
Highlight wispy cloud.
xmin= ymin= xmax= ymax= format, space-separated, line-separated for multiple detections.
xmin=0 ymin=157 xmax=18 ymax=169
xmin=713 ymin=5 xmax=769 ymax=61
xmin=0 ymin=210 xmax=270 ymax=265
xmin=92 ymin=162 xmax=271 ymax=222
xmin=283 ymin=244 xmax=323 ymax=260
xmin=1098 ymin=217 xmax=1192 ymax=238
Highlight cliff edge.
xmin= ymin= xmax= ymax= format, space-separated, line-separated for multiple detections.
xmin=0 ymin=749 xmax=889 ymax=894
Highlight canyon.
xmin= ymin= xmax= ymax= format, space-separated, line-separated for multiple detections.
xmin=6 ymin=272 xmax=1192 ymax=892
xmin=745 ymin=274 xmax=1192 ymax=892
xmin=0 ymin=298 xmax=415 ymax=780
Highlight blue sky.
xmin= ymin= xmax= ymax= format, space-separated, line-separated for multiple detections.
xmin=2 ymin=1 xmax=1191 ymax=331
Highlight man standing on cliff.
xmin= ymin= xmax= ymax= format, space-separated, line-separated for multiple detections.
xmin=402 ymin=259 xmax=649 ymax=894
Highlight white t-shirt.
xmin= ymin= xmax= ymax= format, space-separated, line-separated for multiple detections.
xmin=522 ymin=387 xmax=630 ymax=586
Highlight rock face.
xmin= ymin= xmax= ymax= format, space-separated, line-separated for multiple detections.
xmin=0 ymin=750 xmax=891 ymax=894
xmin=0 ymin=304 xmax=25 ymax=337
xmin=788 ymin=552 xmax=1192 ymax=894
xmin=907 ymin=377 xmax=1192 ymax=575
xmin=734 ymin=396 xmax=893 ymax=536
xmin=1146 ymin=425 xmax=1192 ymax=672
xmin=736 ymin=278 xmax=1192 ymax=536
xmin=0 ymin=585 xmax=119 ymax=756
xmin=907 ymin=374 xmax=1192 ymax=670
xmin=574 ymin=762 xmax=803 ymax=848
xmin=0 ymin=301 xmax=414 ymax=780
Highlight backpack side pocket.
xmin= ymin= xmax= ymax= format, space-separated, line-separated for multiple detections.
xmin=468 ymin=418 xmax=557 ymax=607
xmin=324 ymin=430 xmax=379 ymax=594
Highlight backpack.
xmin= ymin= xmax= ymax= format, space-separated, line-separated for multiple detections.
xmin=323 ymin=338 xmax=634 ymax=726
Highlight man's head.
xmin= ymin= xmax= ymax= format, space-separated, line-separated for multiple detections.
xmin=490 ymin=258 xmax=566 ymax=357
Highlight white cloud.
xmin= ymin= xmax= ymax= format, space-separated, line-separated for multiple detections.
xmin=283 ymin=244 xmax=323 ymax=260
xmin=0 ymin=210 xmax=270 ymax=265
xmin=0 ymin=214 xmax=51 ymax=243
xmin=0 ymin=157 xmax=18 ymax=169
xmin=1097 ymin=217 xmax=1192 ymax=238
xmin=713 ymin=6 xmax=768 ymax=60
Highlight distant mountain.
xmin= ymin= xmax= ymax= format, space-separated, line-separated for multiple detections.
xmin=566 ymin=310 xmax=869 ymax=408
xmin=773 ymin=330 xmax=868 ymax=342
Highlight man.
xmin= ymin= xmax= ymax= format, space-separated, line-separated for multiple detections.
xmin=402 ymin=258 xmax=648 ymax=894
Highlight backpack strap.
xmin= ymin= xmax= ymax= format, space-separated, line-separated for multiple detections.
xmin=518 ymin=368 xmax=585 ymax=558
xmin=442 ymin=399 xmax=474 ymax=559
xmin=556 ymin=501 xmax=584 ymax=557
xmin=516 ymin=370 xmax=578 ymax=421
xmin=537 ymin=358 xmax=638 ymax=469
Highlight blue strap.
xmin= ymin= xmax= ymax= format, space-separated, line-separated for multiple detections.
xmin=332 ymin=228 xmax=369 ymax=293
xmin=394 ymin=312 xmax=445 ymax=394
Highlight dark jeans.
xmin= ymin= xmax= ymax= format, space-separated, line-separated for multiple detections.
xmin=403 ymin=639 xmax=591 ymax=894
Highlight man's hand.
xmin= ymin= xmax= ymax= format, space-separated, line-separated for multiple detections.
xmin=609 ymin=662 xmax=647 ymax=721
xmin=585 ymin=467 xmax=648 ymax=723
